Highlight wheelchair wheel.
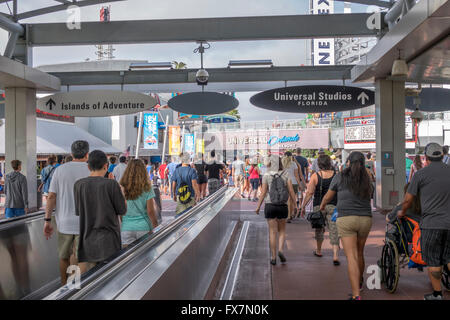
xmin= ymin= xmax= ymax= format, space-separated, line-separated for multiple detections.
xmin=442 ymin=265 xmax=450 ymax=291
xmin=380 ymin=239 xmax=400 ymax=293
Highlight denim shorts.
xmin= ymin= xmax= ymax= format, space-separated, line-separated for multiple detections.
xmin=5 ymin=208 xmax=25 ymax=219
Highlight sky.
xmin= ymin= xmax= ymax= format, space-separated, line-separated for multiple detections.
xmin=0 ymin=0 xmax=370 ymax=121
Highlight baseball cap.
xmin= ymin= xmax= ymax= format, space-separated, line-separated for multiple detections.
xmin=425 ymin=143 xmax=443 ymax=158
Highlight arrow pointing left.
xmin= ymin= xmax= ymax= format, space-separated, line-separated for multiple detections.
xmin=46 ymin=98 xmax=56 ymax=110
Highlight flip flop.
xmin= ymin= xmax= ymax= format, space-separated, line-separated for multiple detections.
xmin=313 ymin=251 xmax=322 ymax=257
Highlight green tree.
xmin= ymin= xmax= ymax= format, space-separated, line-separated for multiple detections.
xmin=172 ymin=61 xmax=187 ymax=69
xmin=227 ymin=109 xmax=241 ymax=120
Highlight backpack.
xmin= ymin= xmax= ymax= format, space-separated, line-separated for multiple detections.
xmin=406 ymin=217 xmax=426 ymax=266
xmin=268 ymin=171 xmax=289 ymax=205
xmin=177 ymin=181 xmax=192 ymax=204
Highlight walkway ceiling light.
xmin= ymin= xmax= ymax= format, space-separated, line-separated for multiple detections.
xmin=391 ymin=50 xmax=408 ymax=77
xmin=129 ymin=62 xmax=173 ymax=70
xmin=228 ymin=60 xmax=273 ymax=68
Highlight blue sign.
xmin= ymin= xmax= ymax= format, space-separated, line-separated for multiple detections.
xmin=143 ymin=113 xmax=158 ymax=149
xmin=268 ymin=134 xmax=300 ymax=146
xmin=184 ymin=133 xmax=195 ymax=155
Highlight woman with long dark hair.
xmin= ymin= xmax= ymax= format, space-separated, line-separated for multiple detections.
xmin=320 ymin=151 xmax=373 ymax=300
xmin=301 ymin=154 xmax=340 ymax=265
xmin=408 ymin=154 xmax=423 ymax=182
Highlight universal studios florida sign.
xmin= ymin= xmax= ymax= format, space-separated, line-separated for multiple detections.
xmin=250 ymin=85 xmax=375 ymax=113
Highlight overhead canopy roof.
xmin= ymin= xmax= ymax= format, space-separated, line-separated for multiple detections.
xmin=0 ymin=119 xmax=119 ymax=156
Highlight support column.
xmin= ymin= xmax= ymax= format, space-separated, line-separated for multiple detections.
xmin=5 ymin=87 xmax=37 ymax=211
xmin=375 ymin=79 xmax=405 ymax=210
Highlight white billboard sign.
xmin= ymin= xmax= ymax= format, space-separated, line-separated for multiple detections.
xmin=37 ymin=90 xmax=158 ymax=117
xmin=312 ymin=0 xmax=335 ymax=66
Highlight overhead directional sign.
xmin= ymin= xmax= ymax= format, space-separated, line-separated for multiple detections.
xmin=405 ymin=88 xmax=450 ymax=112
xmin=168 ymin=92 xmax=239 ymax=115
xmin=37 ymin=90 xmax=158 ymax=117
xmin=250 ymin=85 xmax=375 ymax=113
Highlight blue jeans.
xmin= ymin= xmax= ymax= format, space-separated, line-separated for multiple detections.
xmin=5 ymin=208 xmax=25 ymax=219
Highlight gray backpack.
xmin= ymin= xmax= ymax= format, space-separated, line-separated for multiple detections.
xmin=269 ymin=171 xmax=289 ymax=205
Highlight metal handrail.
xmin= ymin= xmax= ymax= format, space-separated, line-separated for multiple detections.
xmin=45 ymin=185 xmax=233 ymax=300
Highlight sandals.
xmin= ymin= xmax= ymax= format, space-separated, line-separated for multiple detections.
xmin=270 ymin=259 xmax=276 ymax=265
xmin=278 ymin=252 xmax=287 ymax=263
xmin=313 ymin=250 xmax=323 ymax=257
xmin=333 ymin=260 xmax=340 ymax=266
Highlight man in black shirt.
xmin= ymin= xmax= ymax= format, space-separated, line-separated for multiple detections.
xmin=74 ymin=150 xmax=127 ymax=273
xmin=205 ymin=150 xmax=224 ymax=195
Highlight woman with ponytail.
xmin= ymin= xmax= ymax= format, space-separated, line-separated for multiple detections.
xmin=320 ymin=151 xmax=373 ymax=300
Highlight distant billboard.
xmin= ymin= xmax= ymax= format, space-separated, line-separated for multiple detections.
xmin=344 ymin=114 xmax=417 ymax=149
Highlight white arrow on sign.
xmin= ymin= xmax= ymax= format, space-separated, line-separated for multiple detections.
xmin=358 ymin=92 xmax=369 ymax=105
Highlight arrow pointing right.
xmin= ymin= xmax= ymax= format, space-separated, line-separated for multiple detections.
xmin=357 ymin=92 xmax=369 ymax=105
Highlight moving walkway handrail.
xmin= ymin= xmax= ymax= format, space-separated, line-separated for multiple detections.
xmin=0 ymin=210 xmax=45 ymax=228
xmin=45 ymin=185 xmax=232 ymax=300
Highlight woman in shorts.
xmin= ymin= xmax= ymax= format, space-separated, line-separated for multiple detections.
xmin=120 ymin=159 xmax=159 ymax=247
xmin=255 ymin=155 xmax=297 ymax=265
xmin=320 ymin=151 xmax=373 ymax=300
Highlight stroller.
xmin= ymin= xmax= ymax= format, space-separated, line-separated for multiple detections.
xmin=379 ymin=215 xmax=450 ymax=293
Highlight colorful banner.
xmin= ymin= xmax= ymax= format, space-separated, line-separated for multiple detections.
xmin=143 ymin=113 xmax=158 ymax=149
xmin=196 ymin=138 xmax=205 ymax=155
xmin=184 ymin=133 xmax=195 ymax=155
xmin=168 ymin=126 xmax=181 ymax=155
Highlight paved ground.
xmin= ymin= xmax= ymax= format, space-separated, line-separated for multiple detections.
xmin=219 ymin=196 xmax=447 ymax=300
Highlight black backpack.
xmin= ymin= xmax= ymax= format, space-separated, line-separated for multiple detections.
xmin=269 ymin=171 xmax=289 ymax=205
xmin=177 ymin=181 xmax=192 ymax=204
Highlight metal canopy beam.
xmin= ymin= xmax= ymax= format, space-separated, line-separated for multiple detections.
xmin=26 ymin=13 xmax=382 ymax=46
xmin=45 ymin=65 xmax=353 ymax=86
xmin=351 ymin=0 xmax=450 ymax=83
xmin=16 ymin=0 xmax=125 ymax=20
xmin=334 ymin=0 xmax=392 ymax=8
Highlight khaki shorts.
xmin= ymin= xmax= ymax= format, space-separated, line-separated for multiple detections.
xmin=337 ymin=215 xmax=372 ymax=238
xmin=234 ymin=175 xmax=244 ymax=188
xmin=58 ymin=232 xmax=79 ymax=260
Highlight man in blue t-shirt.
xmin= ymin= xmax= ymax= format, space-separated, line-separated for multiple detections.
xmin=166 ymin=156 xmax=180 ymax=197
xmin=171 ymin=153 xmax=200 ymax=217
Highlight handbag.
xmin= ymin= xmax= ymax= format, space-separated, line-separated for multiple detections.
xmin=306 ymin=172 xmax=326 ymax=229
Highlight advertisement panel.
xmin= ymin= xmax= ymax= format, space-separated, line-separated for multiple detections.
xmin=205 ymin=128 xmax=329 ymax=151
xmin=168 ymin=126 xmax=181 ymax=155
xmin=184 ymin=133 xmax=195 ymax=155
xmin=196 ymin=138 xmax=205 ymax=154
xmin=143 ymin=113 xmax=158 ymax=150
xmin=344 ymin=114 xmax=417 ymax=149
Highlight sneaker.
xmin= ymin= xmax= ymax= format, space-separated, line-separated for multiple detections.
xmin=424 ymin=293 xmax=443 ymax=300
xmin=348 ymin=296 xmax=361 ymax=300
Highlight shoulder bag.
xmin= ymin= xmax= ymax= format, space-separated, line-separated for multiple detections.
xmin=307 ymin=172 xmax=326 ymax=229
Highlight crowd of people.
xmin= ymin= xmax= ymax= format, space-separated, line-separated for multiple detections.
xmin=0 ymin=141 xmax=448 ymax=301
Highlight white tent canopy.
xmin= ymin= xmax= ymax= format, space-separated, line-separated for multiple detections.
xmin=0 ymin=119 xmax=119 ymax=156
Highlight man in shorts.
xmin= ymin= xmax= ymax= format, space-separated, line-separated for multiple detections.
xmin=232 ymin=156 xmax=245 ymax=197
xmin=43 ymin=140 xmax=90 ymax=285
xmin=399 ymin=143 xmax=450 ymax=300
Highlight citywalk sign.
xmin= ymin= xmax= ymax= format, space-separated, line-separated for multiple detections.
xmin=250 ymin=85 xmax=375 ymax=113
xmin=37 ymin=90 xmax=158 ymax=117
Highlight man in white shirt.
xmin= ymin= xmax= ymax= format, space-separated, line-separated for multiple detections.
xmin=232 ymin=156 xmax=245 ymax=197
xmin=43 ymin=140 xmax=91 ymax=285
xmin=113 ymin=156 xmax=128 ymax=183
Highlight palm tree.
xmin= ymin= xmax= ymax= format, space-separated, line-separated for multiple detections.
xmin=172 ymin=61 xmax=187 ymax=69
xmin=227 ymin=109 xmax=241 ymax=120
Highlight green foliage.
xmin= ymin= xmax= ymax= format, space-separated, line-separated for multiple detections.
xmin=227 ymin=109 xmax=241 ymax=120
xmin=172 ymin=61 xmax=187 ymax=69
